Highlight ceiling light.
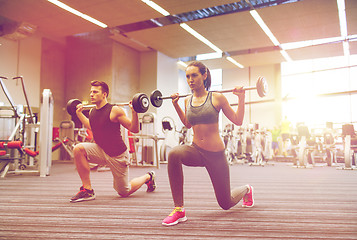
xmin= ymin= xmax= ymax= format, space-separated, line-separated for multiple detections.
xmin=250 ymin=9 xmax=292 ymax=62
xmin=141 ymin=0 xmax=170 ymax=16
xmin=226 ymin=57 xmax=244 ymax=68
xmin=140 ymin=1 xmax=232 ymax=68
xmin=337 ymin=0 xmax=349 ymax=56
xmin=280 ymin=50 xmax=292 ymax=62
xmin=196 ymin=52 xmax=222 ymax=61
xmin=180 ymin=23 xmax=223 ymax=54
xmin=280 ymin=36 xmax=344 ymax=50
xmin=177 ymin=61 xmax=188 ymax=68
xmin=337 ymin=0 xmax=347 ymax=37
xmin=47 ymin=0 xmax=107 ymax=28
xmin=250 ymin=10 xmax=280 ymax=46
xmin=342 ymin=41 xmax=350 ymax=56
xmin=349 ymin=34 xmax=357 ymax=41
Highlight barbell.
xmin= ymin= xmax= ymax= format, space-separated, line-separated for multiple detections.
xmin=150 ymin=76 xmax=268 ymax=108
xmin=66 ymin=93 xmax=150 ymax=116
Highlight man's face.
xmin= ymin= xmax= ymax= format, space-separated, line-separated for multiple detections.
xmin=90 ymin=86 xmax=106 ymax=103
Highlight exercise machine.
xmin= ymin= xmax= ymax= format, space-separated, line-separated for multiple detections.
xmin=338 ymin=124 xmax=357 ymax=170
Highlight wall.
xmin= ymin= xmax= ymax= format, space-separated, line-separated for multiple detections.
xmin=139 ymin=51 xmax=157 ymax=108
xmin=112 ymin=41 xmax=140 ymax=104
xmin=65 ymin=30 xmax=113 ymax=106
xmin=0 ymin=35 xmax=41 ymax=109
xmin=223 ymin=64 xmax=281 ymax=130
xmin=155 ymin=52 xmax=182 ymax=136
xmin=41 ymin=38 xmax=66 ymax=127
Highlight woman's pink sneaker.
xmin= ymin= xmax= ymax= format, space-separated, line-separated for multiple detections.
xmin=242 ymin=185 xmax=254 ymax=208
xmin=162 ymin=207 xmax=187 ymax=226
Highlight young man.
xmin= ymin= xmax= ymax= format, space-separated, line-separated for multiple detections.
xmin=70 ymin=80 xmax=156 ymax=202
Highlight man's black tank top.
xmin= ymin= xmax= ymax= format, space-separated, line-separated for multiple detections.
xmin=89 ymin=103 xmax=127 ymax=157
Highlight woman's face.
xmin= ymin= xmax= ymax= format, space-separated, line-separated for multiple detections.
xmin=186 ymin=66 xmax=207 ymax=91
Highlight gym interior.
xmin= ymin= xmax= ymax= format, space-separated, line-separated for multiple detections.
xmin=0 ymin=0 xmax=356 ymax=239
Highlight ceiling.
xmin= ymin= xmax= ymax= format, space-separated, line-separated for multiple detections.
xmin=0 ymin=0 xmax=356 ymax=69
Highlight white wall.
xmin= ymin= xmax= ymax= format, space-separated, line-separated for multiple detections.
xmin=222 ymin=64 xmax=281 ymax=130
xmin=0 ymin=36 xmax=41 ymax=108
xmin=112 ymin=41 xmax=141 ymax=103
xmin=155 ymin=52 xmax=182 ymax=138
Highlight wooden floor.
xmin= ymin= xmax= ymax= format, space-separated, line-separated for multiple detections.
xmin=1 ymin=160 xmax=357 ymax=240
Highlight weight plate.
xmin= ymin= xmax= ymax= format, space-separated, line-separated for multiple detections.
xmin=66 ymin=99 xmax=82 ymax=116
xmin=132 ymin=93 xmax=149 ymax=113
xmin=150 ymin=90 xmax=163 ymax=108
xmin=257 ymin=77 xmax=268 ymax=97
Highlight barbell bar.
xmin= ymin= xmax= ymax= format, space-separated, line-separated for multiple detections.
xmin=66 ymin=93 xmax=150 ymax=116
xmin=150 ymin=76 xmax=268 ymax=108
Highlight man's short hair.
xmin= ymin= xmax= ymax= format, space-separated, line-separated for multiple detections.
xmin=91 ymin=80 xmax=109 ymax=96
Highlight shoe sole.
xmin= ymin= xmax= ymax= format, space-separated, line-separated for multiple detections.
xmin=70 ymin=196 xmax=96 ymax=203
xmin=162 ymin=216 xmax=187 ymax=226
xmin=242 ymin=186 xmax=254 ymax=208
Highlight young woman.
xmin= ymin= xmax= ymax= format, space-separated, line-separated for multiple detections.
xmin=162 ymin=61 xmax=254 ymax=226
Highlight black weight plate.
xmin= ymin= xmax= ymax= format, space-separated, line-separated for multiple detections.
xmin=150 ymin=90 xmax=163 ymax=108
xmin=66 ymin=99 xmax=81 ymax=116
xmin=132 ymin=93 xmax=149 ymax=113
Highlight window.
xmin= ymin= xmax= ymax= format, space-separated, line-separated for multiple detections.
xmin=281 ymin=55 xmax=357 ymax=127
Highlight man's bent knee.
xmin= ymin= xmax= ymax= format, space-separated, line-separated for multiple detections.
xmin=117 ymin=188 xmax=130 ymax=198
xmin=73 ymin=144 xmax=86 ymax=158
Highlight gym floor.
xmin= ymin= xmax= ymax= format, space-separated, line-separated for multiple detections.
xmin=1 ymin=161 xmax=356 ymax=239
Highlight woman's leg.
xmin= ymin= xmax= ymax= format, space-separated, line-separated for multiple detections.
xmin=167 ymin=145 xmax=204 ymax=207
xmin=199 ymin=146 xmax=249 ymax=210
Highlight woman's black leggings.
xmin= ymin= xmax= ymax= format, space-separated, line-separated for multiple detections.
xmin=167 ymin=143 xmax=248 ymax=210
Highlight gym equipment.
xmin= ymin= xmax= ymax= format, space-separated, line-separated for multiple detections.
xmin=0 ymin=76 xmax=46 ymax=177
xmin=128 ymin=113 xmax=162 ymax=169
xmin=324 ymin=132 xmax=337 ymax=167
xmin=150 ymin=76 xmax=268 ymax=108
xmin=39 ymin=89 xmax=53 ymax=177
xmin=141 ymin=113 xmax=155 ymax=165
xmin=160 ymin=116 xmax=179 ymax=163
xmin=339 ymin=124 xmax=357 ymax=170
xmin=235 ymin=127 xmax=246 ymax=163
xmin=0 ymin=76 xmax=18 ymax=118
xmin=0 ymin=141 xmax=38 ymax=157
xmin=296 ymin=125 xmax=316 ymax=168
xmin=249 ymin=128 xmax=274 ymax=167
xmin=13 ymin=77 xmax=35 ymax=123
xmin=66 ymin=93 xmax=150 ymax=116
xmin=223 ymin=124 xmax=238 ymax=165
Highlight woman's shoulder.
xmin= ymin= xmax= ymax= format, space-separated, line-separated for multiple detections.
xmin=211 ymin=91 xmax=226 ymax=102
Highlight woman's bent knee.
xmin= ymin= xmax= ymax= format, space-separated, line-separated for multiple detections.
xmin=168 ymin=148 xmax=182 ymax=164
xmin=219 ymin=202 xmax=232 ymax=210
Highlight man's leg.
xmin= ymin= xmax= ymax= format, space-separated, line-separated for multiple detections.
xmin=70 ymin=143 xmax=97 ymax=203
xmin=126 ymin=172 xmax=152 ymax=196
xmin=106 ymin=151 xmax=156 ymax=197
xmin=73 ymin=144 xmax=92 ymax=190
